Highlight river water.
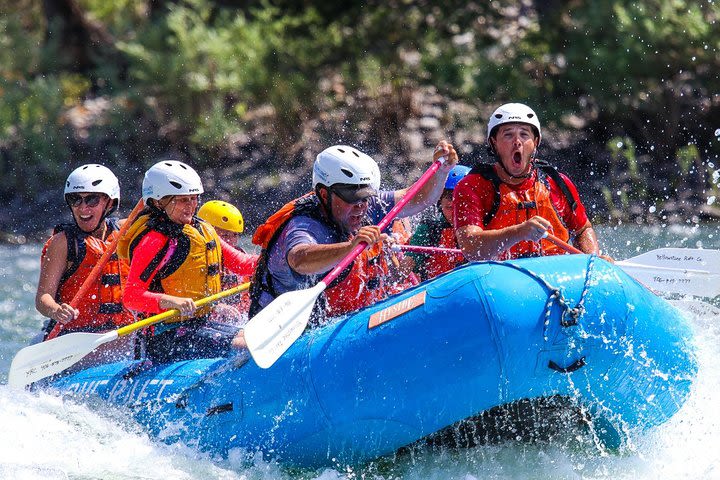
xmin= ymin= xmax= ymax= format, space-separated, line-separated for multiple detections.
xmin=1 ymin=224 xmax=719 ymax=479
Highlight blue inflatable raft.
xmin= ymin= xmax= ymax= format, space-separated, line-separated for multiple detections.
xmin=49 ymin=255 xmax=697 ymax=467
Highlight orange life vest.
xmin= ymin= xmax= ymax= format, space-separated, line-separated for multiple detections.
xmin=250 ymin=193 xmax=393 ymax=321
xmin=474 ymin=163 xmax=572 ymax=259
xmin=44 ymin=220 xmax=132 ymax=340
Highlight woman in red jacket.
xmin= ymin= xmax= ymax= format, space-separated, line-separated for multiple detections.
xmin=119 ymin=160 xmax=257 ymax=363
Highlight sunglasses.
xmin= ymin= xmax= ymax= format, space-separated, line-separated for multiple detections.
xmin=66 ymin=193 xmax=105 ymax=208
xmin=331 ymin=186 xmax=374 ymax=205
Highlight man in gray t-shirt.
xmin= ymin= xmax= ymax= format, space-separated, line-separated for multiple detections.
xmin=259 ymin=191 xmax=396 ymax=310
xmin=244 ymin=142 xmax=459 ymax=330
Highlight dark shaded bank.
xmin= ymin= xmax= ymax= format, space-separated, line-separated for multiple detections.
xmin=1 ymin=86 xmax=719 ymax=244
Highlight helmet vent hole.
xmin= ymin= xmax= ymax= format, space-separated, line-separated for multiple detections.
xmin=337 ymin=148 xmax=346 ymax=153
xmin=179 ymin=164 xmax=188 ymax=170
xmin=222 ymin=216 xmax=229 ymax=222
xmin=91 ymin=179 xmax=102 ymax=186
xmin=352 ymin=151 xmax=360 ymax=157
xmin=169 ymin=181 xmax=183 ymax=190
xmin=340 ymin=168 xmax=354 ymax=178
xmin=527 ymin=114 xmax=535 ymax=118
xmin=495 ymin=114 xmax=503 ymax=118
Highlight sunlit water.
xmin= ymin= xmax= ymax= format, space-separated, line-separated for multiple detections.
xmin=1 ymin=224 xmax=719 ymax=480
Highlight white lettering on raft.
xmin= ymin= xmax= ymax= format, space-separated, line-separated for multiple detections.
xmin=67 ymin=378 xmax=175 ymax=404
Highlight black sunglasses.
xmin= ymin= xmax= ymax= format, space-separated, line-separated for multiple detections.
xmin=66 ymin=193 xmax=104 ymax=208
xmin=330 ymin=186 xmax=373 ymax=205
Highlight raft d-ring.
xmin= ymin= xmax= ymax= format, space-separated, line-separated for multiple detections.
xmin=561 ymin=306 xmax=583 ymax=327
xmin=548 ymin=356 xmax=586 ymax=373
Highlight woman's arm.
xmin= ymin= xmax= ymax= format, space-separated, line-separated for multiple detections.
xmin=219 ymin=237 xmax=258 ymax=276
xmin=35 ymin=233 xmax=79 ymax=323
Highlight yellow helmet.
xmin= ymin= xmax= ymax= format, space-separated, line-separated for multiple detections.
xmin=197 ymin=200 xmax=244 ymax=233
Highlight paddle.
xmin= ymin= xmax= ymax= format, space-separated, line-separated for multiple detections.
xmin=545 ymin=233 xmax=720 ymax=298
xmin=244 ymin=158 xmax=448 ymax=369
xmin=8 ymin=282 xmax=251 ymax=388
xmin=46 ymin=198 xmax=145 ymax=339
xmin=393 ymin=244 xmax=463 ymax=255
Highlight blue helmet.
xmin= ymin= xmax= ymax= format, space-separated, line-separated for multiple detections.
xmin=444 ymin=165 xmax=471 ymax=190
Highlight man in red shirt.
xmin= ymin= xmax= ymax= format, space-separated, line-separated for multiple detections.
xmin=454 ymin=103 xmax=601 ymax=261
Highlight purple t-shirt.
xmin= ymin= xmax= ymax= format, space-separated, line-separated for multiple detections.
xmin=258 ymin=191 xmax=395 ymax=309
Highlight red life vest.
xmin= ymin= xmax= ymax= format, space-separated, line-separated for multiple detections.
xmin=44 ymin=220 xmax=133 ymax=340
xmin=424 ymin=226 xmax=464 ymax=279
xmin=385 ymin=218 xmax=419 ymax=293
xmin=474 ymin=163 xmax=572 ymax=259
xmin=250 ymin=193 xmax=393 ymax=320
xmin=324 ymin=241 xmax=392 ymax=316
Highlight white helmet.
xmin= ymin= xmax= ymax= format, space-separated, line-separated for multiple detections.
xmin=65 ymin=164 xmax=120 ymax=207
xmin=487 ymin=103 xmax=542 ymax=144
xmin=312 ymin=145 xmax=381 ymax=191
xmin=142 ymin=160 xmax=203 ymax=202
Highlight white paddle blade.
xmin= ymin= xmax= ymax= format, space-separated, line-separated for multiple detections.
xmin=244 ymin=282 xmax=327 ymax=369
xmin=669 ymin=299 xmax=720 ymax=318
xmin=8 ymin=331 xmax=117 ymax=388
xmin=617 ymin=262 xmax=720 ymax=298
xmin=624 ymin=248 xmax=720 ymax=275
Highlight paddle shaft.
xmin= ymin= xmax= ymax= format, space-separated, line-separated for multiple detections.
xmin=70 ymin=198 xmax=145 ymax=309
xmin=116 ymin=282 xmax=252 ymax=337
xmin=321 ymin=159 xmax=445 ymax=285
xmin=545 ymin=233 xmax=583 ymax=254
xmin=396 ymin=244 xmax=463 ymax=256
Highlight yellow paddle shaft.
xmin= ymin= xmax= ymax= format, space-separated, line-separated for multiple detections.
xmin=115 ymin=282 xmax=251 ymax=338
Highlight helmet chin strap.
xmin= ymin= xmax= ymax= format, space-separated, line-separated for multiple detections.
xmin=317 ymin=186 xmax=343 ymax=233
